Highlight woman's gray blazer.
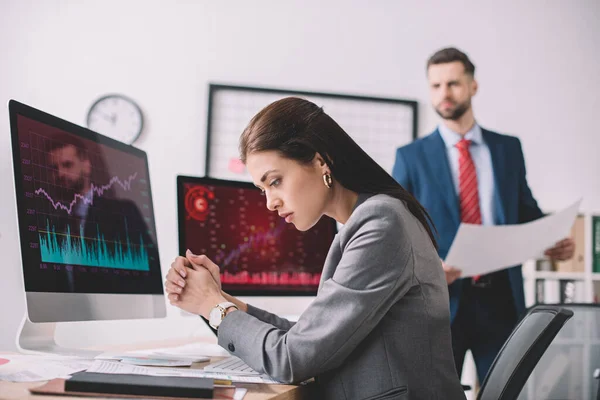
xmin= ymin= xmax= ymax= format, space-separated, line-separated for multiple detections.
xmin=218 ymin=193 xmax=466 ymax=400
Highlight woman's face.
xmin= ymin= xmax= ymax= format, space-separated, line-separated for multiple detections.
xmin=246 ymin=150 xmax=330 ymax=231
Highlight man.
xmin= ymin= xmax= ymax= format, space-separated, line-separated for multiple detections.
xmin=44 ymin=134 xmax=154 ymax=292
xmin=392 ymin=47 xmax=575 ymax=383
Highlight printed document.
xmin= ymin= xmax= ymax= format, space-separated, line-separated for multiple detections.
xmin=88 ymin=360 xmax=282 ymax=384
xmin=444 ymin=199 xmax=581 ymax=277
xmin=0 ymin=354 xmax=92 ymax=382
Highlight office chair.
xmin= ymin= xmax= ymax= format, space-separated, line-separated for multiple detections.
xmin=519 ymin=303 xmax=600 ymax=400
xmin=476 ymin=305 xmax=573 ymax=400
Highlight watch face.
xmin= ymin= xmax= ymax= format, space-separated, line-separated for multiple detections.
xmin=209 ymin=306 xmax=223 ymax=328
xmin=87 ymin=95 xmax=143 ymax=144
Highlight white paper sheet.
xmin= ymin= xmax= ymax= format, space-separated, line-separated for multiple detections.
xmin=132 ymin=342 xmax=231 ymax=358
xmin=119 ymin=357 xmax=193 ymax=367
xmin=96 ymin=352 xmax=209 ymax=364
xmin=88 ymin=360 xmax=282 ymax=384
xmin=233 ymin=388 xmax=248 ymax=400
xmin=0 ymin=354 xmax=92 ymax=382
xmin=444 ymin=199 xmax=581 ymax=277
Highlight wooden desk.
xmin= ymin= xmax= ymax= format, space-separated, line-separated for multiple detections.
xmin=0 ymin=338 xmax=313 ymax=400
xmin=0 ymin=381 xmax=310 ymax=400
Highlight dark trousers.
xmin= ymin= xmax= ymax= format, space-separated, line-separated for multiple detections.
xmin=450 ymin=272 xmax=518 ymax=384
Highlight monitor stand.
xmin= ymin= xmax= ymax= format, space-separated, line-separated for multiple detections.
xmin=16 ymin=314 xmax=102 ymax=358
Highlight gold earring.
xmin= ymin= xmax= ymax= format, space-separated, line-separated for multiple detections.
xmin=323 ymin=173 xmax=332 ymax=189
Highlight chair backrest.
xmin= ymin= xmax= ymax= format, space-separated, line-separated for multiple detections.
xmin=524 ymin=303 xmax=599 ymax=400
xmin=477 ymin=305 xmax=573 ymax=400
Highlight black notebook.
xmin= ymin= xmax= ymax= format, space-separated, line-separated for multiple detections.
xmin=65 ymin=372 xmax=214 ymax=398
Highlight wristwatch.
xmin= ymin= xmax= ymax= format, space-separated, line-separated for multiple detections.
xmin=208 ymin=302 xmax=238 ymax=329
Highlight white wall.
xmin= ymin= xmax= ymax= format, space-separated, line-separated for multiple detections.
xmin=1 ymin=0 xmax=599 ymax=351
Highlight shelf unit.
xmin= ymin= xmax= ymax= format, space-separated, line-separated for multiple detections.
xmin=523 ymin=213 xmax=600 ymax=307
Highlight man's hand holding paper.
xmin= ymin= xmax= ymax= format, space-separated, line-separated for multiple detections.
xmin=544 ymin=237 xmax=575 ymax=261
xmin=441 ymin=260 xmax=462 ymax=284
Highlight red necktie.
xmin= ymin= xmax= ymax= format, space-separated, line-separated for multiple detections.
xmin=456 ymin=139 xmax=482 ymax=282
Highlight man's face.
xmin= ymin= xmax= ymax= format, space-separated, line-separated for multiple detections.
xmin=427 ymin=61 xmax=477 ymax=121
xmin=48 ymin=145 xmax=91 ymax=194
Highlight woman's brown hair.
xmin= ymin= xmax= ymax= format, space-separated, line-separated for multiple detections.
xmin=239 ymin=97 xmax=437 ymax=248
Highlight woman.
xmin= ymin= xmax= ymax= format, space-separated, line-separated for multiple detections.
xmin=165 ymin=97 xmax=465 ymax=400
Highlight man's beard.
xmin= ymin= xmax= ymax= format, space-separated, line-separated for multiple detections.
xmin=58 ymin=175 xmax=86 ymax=201
xmin=435 ymin=99 xmax=471 ymax=121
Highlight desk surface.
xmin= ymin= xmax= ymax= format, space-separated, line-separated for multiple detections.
xmin=0 ymin=338 xmax=312 ymax=400
xmin=0 ymin=381 xmax=309 ymax=400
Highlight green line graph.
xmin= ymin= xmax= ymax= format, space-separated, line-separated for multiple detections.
xmin=39 ymin=219 xmax=149 ymax=271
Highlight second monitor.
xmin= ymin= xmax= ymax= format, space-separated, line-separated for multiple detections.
xmin=177 ymin=176 xmax=337 ymax=296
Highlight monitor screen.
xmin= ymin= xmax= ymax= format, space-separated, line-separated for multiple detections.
xmin=177 ymin=176 xmax=337 ymax=296
xmin=9 ymin=100 xmax=165 ymax=323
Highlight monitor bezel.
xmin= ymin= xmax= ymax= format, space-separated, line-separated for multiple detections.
xmin=176 ymin=174 xmax=337 ymax=297
xmin=8 ymin=99 xmax=166 ymax=322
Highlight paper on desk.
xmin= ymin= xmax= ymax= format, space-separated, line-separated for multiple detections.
xmin=119 ymin=357 xmax=193 ymax=367
xmin=148 ymin=342 xmax=231 ymax=357
xmin=88 ymin=360 xmax=282 ymax=384
xmin=233 ymin=388 xmax=248 ymax=400
xmin=0 ymin=354 xmax=92 ymax=382
xmin=445 ymin=199 xmax=581 ymax=277
xmin=96 ymin=342 xmax=224 ymax=364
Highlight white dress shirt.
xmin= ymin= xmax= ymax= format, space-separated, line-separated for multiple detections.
xmin=438 ymin=123 xmax=496 ymax=226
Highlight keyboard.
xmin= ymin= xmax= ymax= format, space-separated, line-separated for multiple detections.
xmin=204 ymin=357 xmax=261 ymax=376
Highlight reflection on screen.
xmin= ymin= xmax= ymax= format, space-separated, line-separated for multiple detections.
xmin=180 ymin=180 xmax=336 ymax=295
xmin=14 ymin=114 xmax=162 ymax=294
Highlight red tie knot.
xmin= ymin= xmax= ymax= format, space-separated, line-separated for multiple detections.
xmin=456 ymin=139 xmax=472 ymax=151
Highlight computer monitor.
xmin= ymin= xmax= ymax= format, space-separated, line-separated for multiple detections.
xmin=177 ymin=176 xmax=337 ymax=319
xmin=8 ymin=100 xmax=166 ymax=355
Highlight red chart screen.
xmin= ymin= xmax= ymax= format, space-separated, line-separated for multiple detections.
xmin=181 ymin=181 xmax=336 ymax=294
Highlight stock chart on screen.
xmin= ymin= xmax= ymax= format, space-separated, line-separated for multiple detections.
xmin=14 ymin=114 xmax=161 ymax=294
